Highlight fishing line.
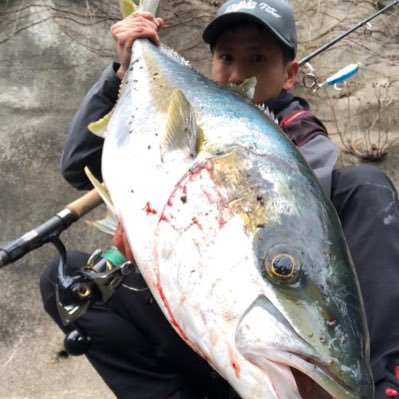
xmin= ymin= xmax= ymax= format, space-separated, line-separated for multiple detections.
xmin=358 ymin=10 xmax=399 ymax=68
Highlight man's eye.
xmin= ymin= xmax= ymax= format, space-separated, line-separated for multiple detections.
xmin=220 ymin=54 xmax=232 ymax=62
xmin=251 ymin=54 xmax=265 ymax=63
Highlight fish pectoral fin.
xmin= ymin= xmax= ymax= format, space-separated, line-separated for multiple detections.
xmin=84 ymin=166 xmax=115 ymax=214
xmin=119 ymin=0 xmax=137 ymax=18
xmin=227 ymin=77 xmax=257 ymax=101
xmin=160 ymin=89 xmax=199 ymax=162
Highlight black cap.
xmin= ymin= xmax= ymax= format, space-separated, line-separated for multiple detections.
xmin=203 ymin=0 xmax=297 ymax=58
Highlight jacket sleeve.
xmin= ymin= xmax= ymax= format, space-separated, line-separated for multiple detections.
xmin=298 ymin=135 xmax=338 ymax=198
xmin=61 ymin=63 xmax=121 ymax=190
xmin=279 ymin=108 xmax=338 ymax=198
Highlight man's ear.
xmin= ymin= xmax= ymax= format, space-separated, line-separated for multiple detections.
xmin=283 ymin=61 xmax=299 ymax=91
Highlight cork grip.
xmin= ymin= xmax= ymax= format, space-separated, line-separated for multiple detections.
xmin=65 ymin=189 xmax=103 ymax=219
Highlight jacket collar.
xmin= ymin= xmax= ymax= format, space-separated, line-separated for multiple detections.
xmin=263 ymin=91 xmax=310 ymax=118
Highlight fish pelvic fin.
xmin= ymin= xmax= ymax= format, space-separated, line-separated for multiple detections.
xmin=119 ymin=0 xmax=160 ymax=17
xmin=84 ymin=167 xmax=118 ymax=236
xmin=226 ymin=76 xmax=257 ymax=101
xmin=160 ymin=90 xmax=200 ymax=162
xmin=84 ymin=167 xmax=115 ymax=214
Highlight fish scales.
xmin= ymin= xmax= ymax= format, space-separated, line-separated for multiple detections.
xmin=96 ymin=6 xmax=374 ymax=398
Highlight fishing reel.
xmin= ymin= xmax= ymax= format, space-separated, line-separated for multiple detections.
xmin=54 ymin=238 xmax=133 ymax=355
xmin=0 ymin=190 xmax=134 ymax=355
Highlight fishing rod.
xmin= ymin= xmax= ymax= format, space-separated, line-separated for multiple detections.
xmin=299 ymin=0 xmax=399 ymax=67
xmin=0 ymin=189 xmax=102 ymax=267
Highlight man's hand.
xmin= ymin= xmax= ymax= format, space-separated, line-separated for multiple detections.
xmin=110 ymin=11 xmax=164 ymax=79
xmin=112 ymin=223 xmax=135 ymax=263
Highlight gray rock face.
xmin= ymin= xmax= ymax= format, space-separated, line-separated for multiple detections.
xmin=0 ymin=1 xmax=398 ymax=397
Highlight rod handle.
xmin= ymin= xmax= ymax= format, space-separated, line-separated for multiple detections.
xmin=0 ymin=189 xmax=103 ymax=267
xmin=66 ymin=189 xmax=103 ymax=219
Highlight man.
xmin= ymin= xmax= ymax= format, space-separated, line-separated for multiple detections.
xmin=40 ymin=1 xmax=399 ymax=397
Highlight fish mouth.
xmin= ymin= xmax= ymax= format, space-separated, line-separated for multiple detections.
xmin=291 ymin=368 xmax=333 ymax=399
xmin=235 ymin=296 xmax=371 ymax=399
xmin=258 ymin=348 xmax=352 ymax=399
xmin=241 ymin=345 xmax=358 ymax=399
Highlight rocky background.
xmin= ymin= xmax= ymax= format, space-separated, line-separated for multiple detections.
xmin=0 ymin=0 xmax=398 ymax=397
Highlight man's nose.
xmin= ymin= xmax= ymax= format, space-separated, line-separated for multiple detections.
xmin=227 ymin=67 xmax=247 ymax=84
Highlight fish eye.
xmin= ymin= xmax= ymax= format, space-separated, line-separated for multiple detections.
xmin=266 ymin=253 xmax=298 ymax=283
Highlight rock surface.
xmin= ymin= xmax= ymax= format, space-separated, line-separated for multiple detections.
xmin=0 ymin=0 xmax=398 ymax=397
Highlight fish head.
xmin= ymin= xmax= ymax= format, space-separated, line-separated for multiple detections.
xmin=154 ymin=147 xmax=374 ymax=399
xmin=232 ymin=157 xmax=374 ymax=398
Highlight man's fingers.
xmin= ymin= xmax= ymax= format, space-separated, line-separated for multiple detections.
xmin=110 ymin=11 xmax=163 ymax=79
xmin=111 ymin=18 xmax=162 ymax=45
xmin=128 ymin=11 xmax=158 ymax=20
xmin=111 ymin=12 xmax=163 ymax=35
xmin=154 ymin=17 xmax=164 ymax=29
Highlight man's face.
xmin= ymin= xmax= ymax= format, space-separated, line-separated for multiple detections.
xmin=211 ymin=26 xmax=298 ymax=104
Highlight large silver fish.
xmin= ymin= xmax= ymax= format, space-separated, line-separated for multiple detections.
xmin=89 ymin=0 xmax=374 ymax=397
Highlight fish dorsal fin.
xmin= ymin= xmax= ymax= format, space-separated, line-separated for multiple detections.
xmin=227 ymin=77 xmax=257 ymax=100
xmin=160 ymin=90 xmax=198 ymax=161
xmin=256 ymin=104 xmax=278 ymax=124
xmin=159 ymin=45 xmax=191 ymax=68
